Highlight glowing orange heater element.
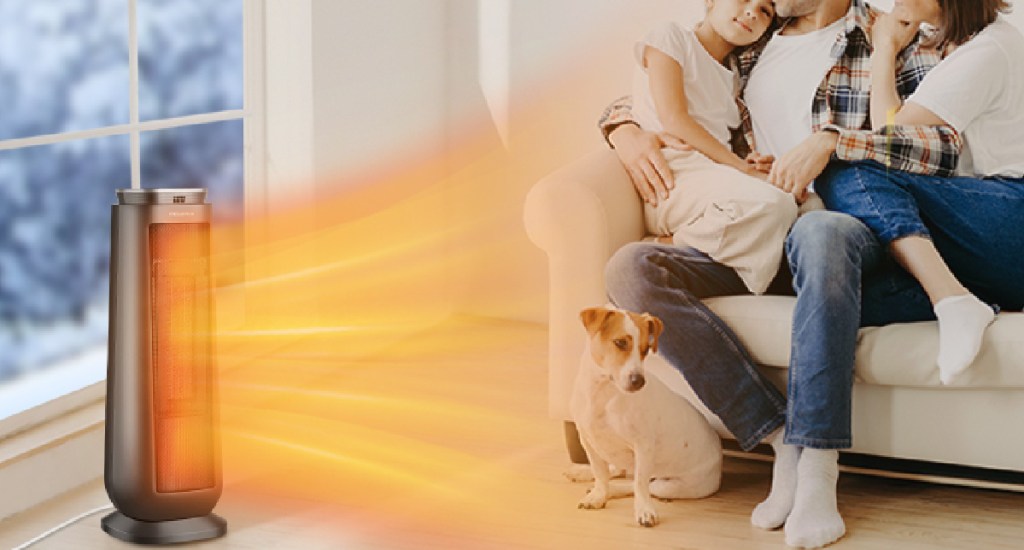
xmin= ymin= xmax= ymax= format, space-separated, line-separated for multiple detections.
xmin=150 ymin=223 xmax=215 ymax=493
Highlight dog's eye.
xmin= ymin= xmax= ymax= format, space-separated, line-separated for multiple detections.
xmin=614 ymin=339 xmax=629 ymax=350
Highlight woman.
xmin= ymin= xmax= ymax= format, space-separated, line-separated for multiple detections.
xmin=815 ymin=0 xmax=1024 ymax=384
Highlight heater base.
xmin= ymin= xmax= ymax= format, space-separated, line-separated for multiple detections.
xmin=101 ymin=511 xmax=227 ymax=544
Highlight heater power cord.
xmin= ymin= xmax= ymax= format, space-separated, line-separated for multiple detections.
xmin=11 ymin=504 xmax=115 ymax=550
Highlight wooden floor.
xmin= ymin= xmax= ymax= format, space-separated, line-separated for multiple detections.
xmin=2 ymin=316 xmax=1023 ymax=549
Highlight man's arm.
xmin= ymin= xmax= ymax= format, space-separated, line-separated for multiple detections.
xmin=767 ymin=117 xmax=962 ymax=203
xmin=597 ymin=95 xmax=690 ymax=205
xmin=824 ymin=122 xmax=962 ymax=177
xmin=840 ymin=25 xmax=963 ymax=176
xmin=598 ymin=95 xmax=638 ymax=146
xmin=869 ymin=13 xmax=921 ymax=129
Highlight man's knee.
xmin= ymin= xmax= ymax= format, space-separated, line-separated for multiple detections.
xmin=605 ymin=242 xmax=654 ymax=305
xmin=786 ymin=211 xmax=874 ymax=270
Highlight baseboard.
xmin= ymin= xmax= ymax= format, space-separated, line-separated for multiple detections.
xmin=0 ymin=400 xmax=106 ymax=521
xmin=722 ymin=440 xmax=1024 ymax=493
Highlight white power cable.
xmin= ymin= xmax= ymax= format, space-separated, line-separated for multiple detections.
xmin=12 ymin=504 xmax=114 ymax=550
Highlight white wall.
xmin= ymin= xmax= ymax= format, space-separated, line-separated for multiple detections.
xmin=1008 ymin=5 xmax=1024 ymax=29
xmin=310 ymin=0 xmax=450 ymax=178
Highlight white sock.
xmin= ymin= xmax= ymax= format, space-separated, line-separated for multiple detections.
xmin=784 ymin=449 xmax=845 ymax=549
xmin=751 ymin=428 xmax=800 ymax=530
xmin=934 ymin=294 xmax=995 ymax=384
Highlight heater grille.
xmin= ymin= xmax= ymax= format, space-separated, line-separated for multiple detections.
xmin=150 ymin=223 xmax=215 ymax=493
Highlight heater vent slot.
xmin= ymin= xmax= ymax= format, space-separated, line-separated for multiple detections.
xmin=150 ymin=223 xmax=215 ymax=493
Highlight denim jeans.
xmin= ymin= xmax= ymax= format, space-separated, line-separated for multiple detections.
xmin=605 ymin=243 xmax=787 ymax=451
xmin=816 ymin=160 xmax=1024 ymax=311
xmin=605 ymin=208 xmax=946 ymax=450
xmin=783 ymin=211 xmax=937 ymax=448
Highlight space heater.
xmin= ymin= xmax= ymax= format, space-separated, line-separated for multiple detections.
xmin=102 ymin=188 xmax=227 ymax=544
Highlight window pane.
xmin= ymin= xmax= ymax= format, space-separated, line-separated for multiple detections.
xmin=138 ymin=0 xmax=243 ymax=121
xmin=0 ymin=135 xmax=130 ymax=382
xmin=0 ymin=0 xmax=130 ymax=141
xmin=141 ymin=120 xmax=243 ymax=221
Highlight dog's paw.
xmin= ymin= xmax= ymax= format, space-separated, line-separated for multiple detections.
xmin=577 ymin=489 xmax=608 ymax=510
xmin=563 ymin=464 xmax=595 ymax=483
xmin=635 ymin=505 xmax=659 ymax=527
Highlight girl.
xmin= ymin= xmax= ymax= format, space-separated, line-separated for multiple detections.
xmin=632 ymin=0 xmax=798 ymax=294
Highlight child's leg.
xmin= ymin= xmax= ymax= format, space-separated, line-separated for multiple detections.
xmin=660 ymin=155 xmax=798 ymax=294
xmin=890 ymin=237 xmax=994 ymax=383
xmin=644 ymin=149 xmax=705 ymax=238
xmin=815 ymin=160 xmax=1007 ymax=382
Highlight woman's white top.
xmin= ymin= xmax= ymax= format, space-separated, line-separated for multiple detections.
xmin=908 ymin=17 xmax=1024 ymax=178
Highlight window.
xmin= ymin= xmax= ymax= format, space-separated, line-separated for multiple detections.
xmin=0 ymin=0 xmax=259 ymax=424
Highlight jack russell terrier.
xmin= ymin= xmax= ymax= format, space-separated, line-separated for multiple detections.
xmin=571 ymin=305 xmax=722 ymax=527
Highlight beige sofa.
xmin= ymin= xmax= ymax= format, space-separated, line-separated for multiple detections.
xmin=524 ymin=149 xmax=1024 ymax=481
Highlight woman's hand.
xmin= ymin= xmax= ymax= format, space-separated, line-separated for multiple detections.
xmin=871 ymin=13 xmax=920 ymax=57
xmin=609 ymin=125 xmax=691 ymax=205
xmin=768 ymin=131 xmax=838 ymax=203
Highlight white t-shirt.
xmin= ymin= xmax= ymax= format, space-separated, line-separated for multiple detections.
xmin=907 ymin=17 xmax=1024 ymax=178
xmin=744 ymin=16 xmax=847 ymax=157
xmin=632 ymin=23 xmax=739 ymax=146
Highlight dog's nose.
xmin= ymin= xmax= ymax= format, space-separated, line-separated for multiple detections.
xmin=628 ymin=373 xmax=646 ymax=391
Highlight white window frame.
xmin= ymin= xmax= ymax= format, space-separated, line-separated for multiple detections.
xmin=0 ymin=0 xmax=266 ymax=439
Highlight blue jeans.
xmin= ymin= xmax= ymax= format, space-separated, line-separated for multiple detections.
xmin=605 ymin=243 xmax=787 ymax=451
xmin=815 ymin=160 xmax=1024 ymax=311
xmin=783 ymin=211 xmax=935 ymax=448
xmin=605 ymin=209 xmax=942 ymax=450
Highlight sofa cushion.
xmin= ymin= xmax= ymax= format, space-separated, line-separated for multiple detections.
xmin=702 ymin=295 xmax=1024 ymax=388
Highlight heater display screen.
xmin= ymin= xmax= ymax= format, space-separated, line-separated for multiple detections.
xmin=150 ymin=223 xmax=215 ymax=493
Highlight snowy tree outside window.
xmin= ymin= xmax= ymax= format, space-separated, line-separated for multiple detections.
xmin=0 ymin=0 xmax=246 ymax=400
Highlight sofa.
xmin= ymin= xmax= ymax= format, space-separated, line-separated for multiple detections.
xmin=524 ymin=149 xmax=1024 ymax=483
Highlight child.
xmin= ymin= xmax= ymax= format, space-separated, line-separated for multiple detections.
xmin=632 ymin=0 xmax=797 ymax=294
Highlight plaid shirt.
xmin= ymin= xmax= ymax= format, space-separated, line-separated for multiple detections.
xmin=600 ymin=0 xmax=962 ymax=176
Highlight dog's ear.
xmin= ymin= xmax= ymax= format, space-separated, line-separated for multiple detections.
xmin=643 ymin=314 xmax=664 ymax=354
xmin=580 ymin=307 xmax=613 ymax=335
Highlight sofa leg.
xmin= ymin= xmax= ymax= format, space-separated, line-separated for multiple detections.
xmin=564 ymin=421 xmax=589 ymax=464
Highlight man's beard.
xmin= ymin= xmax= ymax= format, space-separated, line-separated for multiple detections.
xmin=775 ymin=0 xmax=827 ymax=18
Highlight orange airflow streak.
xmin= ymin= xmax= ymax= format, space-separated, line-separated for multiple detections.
xmin=186 ymin=57 xmax=611 ymax=544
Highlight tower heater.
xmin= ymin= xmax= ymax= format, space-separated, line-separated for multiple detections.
xmin=102 ymin=188 xmax=227 ymax=544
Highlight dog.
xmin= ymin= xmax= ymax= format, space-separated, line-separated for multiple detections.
xmin=570 ymin=305 xmax=722 ymax=527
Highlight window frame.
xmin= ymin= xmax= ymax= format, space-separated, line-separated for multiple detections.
xmin=0 ymin=0 xmax=266 ymax=438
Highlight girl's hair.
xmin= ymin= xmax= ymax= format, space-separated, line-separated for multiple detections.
xmin=927 ymin=0 xmax=1012 ymax=50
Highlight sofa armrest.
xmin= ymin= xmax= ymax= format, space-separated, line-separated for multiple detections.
xmin=523 ymin=149 xmax=645 ymax=420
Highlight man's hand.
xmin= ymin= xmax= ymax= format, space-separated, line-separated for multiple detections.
xmin=768 ymin=131 xmax=838 ymax=203
xmin=609 ymin=125 xmax=689 ymax=205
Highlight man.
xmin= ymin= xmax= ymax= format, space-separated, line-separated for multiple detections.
xmin=601 ymin=0 xmax=960 ymax=547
